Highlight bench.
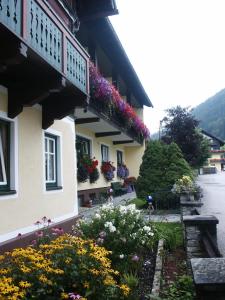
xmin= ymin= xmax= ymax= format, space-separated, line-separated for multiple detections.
xmin=111 ymin=182 xmax=127 ymax=196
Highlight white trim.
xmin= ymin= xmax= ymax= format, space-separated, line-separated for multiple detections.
xmin=0 ymin=211 xmax=78 ymax=243
xmin=43 ymin=128 xmax=63 ymax=193
xmin=0 ymin=132 xmax=7 ymax=185
xmin=0 ymin=111 xmax=18 ymax=200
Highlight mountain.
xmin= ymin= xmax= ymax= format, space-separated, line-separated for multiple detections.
xmin=192 ymin=89 xmax=225 ymax=141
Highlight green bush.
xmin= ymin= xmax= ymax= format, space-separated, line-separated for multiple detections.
xmin=136 ymin=141 xmax=193 ymax=199
xmin=77 ymin=204 xmax=157 ymax=273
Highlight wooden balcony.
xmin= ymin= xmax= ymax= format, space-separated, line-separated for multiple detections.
xmin=0 ymin=0 xmax=89 ymax=128
xmin=89 ymin=98 xmax=144 ymax=145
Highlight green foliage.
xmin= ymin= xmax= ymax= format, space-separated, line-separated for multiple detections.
xmin=193 ymin=88 xmax=225 ymax=141
xmin=136 ymin=140 xmax=192 ymax=199
xmin=161 ymin=275 xmax=196 ymax=300
xmin=128 ymin=198 xmax=147 ymax=209
xmin=161 ymin=106 xmax=210 ymax=168
xmin=154 ymin=222 xmax=183 ymax=250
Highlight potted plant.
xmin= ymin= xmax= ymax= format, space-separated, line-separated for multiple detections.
xmin=101 ymin=161 xmax=116 ymax=181
xmin=117 ymin=163 xmax=129 ymax=179
xmin=171 ymin=175 xmax=198 ymax=201
xmin=77 ymin=155 xmax=99 ymax=184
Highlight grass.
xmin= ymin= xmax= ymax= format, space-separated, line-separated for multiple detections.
xmin=128 ymin=198 xmax=148 ymax=209
xmin=153 ymin=222 xmax=183 ymax=250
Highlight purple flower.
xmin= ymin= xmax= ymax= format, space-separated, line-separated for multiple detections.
xmin=131 ymin=255 xmax=140 ymax=262
xmin=68 ymin=293 xmax=82 ymax=299
xmin=97 ymin=238 xmax=104 ymax=245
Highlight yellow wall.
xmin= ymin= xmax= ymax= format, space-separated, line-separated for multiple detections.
xmin=76 ymin=126 xmax=145 ymax=190
xmin=0 ymin=86 xmax=77 ymax=239
xmin=125 ymin=144 xmax=145 ymax=178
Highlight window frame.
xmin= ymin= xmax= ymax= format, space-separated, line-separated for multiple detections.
xmin=0 ymin=119 xmax=10 ymax=190
xmin=44 ymin=132 xmax=62 ymax=191
xmin=101 ymin=144 xmax=109 ymax=162
xmin=76 ymin=135 xmax=91 ymax=158
xmin=117 ymin=150 xmax=123 ymax=166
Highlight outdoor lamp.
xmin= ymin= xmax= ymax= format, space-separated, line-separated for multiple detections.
xmin=146 ymin=195 xmax=153 ymax=203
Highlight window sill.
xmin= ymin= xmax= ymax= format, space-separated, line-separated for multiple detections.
xmin=0 ymin=190 xmax=17 ymax=196
xmin=46 ymin=186 xmax=63 ymax=191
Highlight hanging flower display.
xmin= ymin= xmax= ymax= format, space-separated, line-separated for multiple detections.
xmin=77 ymin=155 xmax=99 ymax=183
xmin=101 ymin=161 xmax=116 ymax=181
xmin=117 ymin=163 xmax=129 ymax=179
xmin=89 ymin=62 xmax=150 ymax=139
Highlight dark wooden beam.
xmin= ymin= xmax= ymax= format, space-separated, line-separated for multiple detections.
xmin=113 ymin=140 xmax=134 ymax=145
xmin=96 ymin=131 xmax=121 ymax=138
xmin=75 ymin=117 xmax=100 ymax=124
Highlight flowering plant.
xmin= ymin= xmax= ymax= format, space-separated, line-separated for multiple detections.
xmin=89 ymin=62 xmax=150 ymax=139
xmin=101 ymin=161 xmax=116 ymax=181
xmin=171 ymin=175 xmax=197 ymax=194
xmin=117 ymin=164 xmax=129 ymax=179
xmin=77 ymin=155 xmax=99 ymax=183
xmin=77 ymin=204 xmax=157 ymax=274
xmin=0 ymin=234 xmax=130 ymax=299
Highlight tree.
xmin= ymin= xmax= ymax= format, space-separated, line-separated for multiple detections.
xmin=161 ymin=106 xmax=210 ymax=168
xmin=136 ymin=141 xmax=192 ymax=199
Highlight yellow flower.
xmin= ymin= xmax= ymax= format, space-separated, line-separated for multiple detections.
xmin=103 ymin=276 xmax=116 ymax=286
xmin=61 ymin=292 xmax=69 ymax=299
xmin=120 ymin=284 xmax=130 ymax=296
xmin=83 ymin=281 xmax=90 ymax=288
xmin=19 ymin=281 xmax=31 ymax=288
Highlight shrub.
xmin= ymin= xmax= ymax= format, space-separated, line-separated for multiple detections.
xmin=154 ymin=222 xmax=183 ymax=250
xmin=136 ymin=141 xmax=193 ymax=199
xmin=0 ymin=235 xmax=130 ymax=300
xmin=77 ymin=204 xmax=157 ymax=273
xmin=161 ymin=275 xmax=196 ymax=300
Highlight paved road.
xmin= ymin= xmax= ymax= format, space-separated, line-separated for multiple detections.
xmin=197 ymin=172 xmax=225 ymax=256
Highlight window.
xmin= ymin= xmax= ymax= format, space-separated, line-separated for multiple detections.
xmin=76 ymin=135 xmax=91 ymax=158
xmin=45 ymin=133 xmax=60 ymax=190
xmin=101 ymin=145 xmax=109 ymax=162
xmin=0 ymin=120 xmax=9 ymax=190
xmin=117 ymin=150 xmax=123 ymax=166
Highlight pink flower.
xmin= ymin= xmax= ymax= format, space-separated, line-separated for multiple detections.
xmin=17 ymin=233 xmax=22 ymax=237
xmin=35 ymin=231 xmax=44 ymax=238
xmin=42 ymin=216 xmax=47 ymax=222
xmin=68 ymin=293 xmax=82 ymax=299
xmin=34 ymin=221 xmax=41 ymax=225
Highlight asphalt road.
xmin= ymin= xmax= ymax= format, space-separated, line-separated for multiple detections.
xmin=197 ymin=172 xmax=225 ymax=256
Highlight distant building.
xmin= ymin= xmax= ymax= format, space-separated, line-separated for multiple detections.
xmin=201 ymin=130 xmax=225 ymax=171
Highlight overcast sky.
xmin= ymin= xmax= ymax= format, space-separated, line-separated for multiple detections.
xmin=110 ymin=0 xmax=225 ymax=134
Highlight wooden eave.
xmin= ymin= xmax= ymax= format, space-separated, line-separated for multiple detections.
xmin=76 ymin=0 xmax=119 ymax=21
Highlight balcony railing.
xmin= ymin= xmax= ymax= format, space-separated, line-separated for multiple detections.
xmin=0 ymin=0 xmax=89 ymax=95
xmin=90 ymin=98 xmax=144 ymax=144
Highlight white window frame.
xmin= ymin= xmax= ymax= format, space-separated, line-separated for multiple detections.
xmin=43 ymin=129 xmax=63 ymax=191
xmin=0 ymin=110 xmax=18 ymax=199
xmin=45 ymin=135 xmax=57 ymax=184
xmin=0 ymin=130 xmax=7 ymax=185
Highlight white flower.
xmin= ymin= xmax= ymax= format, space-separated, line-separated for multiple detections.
xmin=143 ymin=226 xmax=151 ymax=232
xmin=95 ymin=213 xmax=101 ymax=219
xmin=104 ymin=221 xmax=113 ymax=228
xmin=149 ymin=232 xmax=154 ymax=236
xmin=119 ymin=254 xmax=124 ymax=259
xmin=109 ymin=225 xmax=116 ymax=233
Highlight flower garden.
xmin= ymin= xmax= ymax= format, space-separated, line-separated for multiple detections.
xmin=0 ymin=205 xmax=160 ymax=300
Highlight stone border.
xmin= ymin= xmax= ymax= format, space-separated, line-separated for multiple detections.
xmin=150 ymin=239 xmax=164 ymax=298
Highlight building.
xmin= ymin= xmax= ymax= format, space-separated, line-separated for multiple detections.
xmin=75 ymin=18 xmax=152 ymax=206
xmin=201 ymin=130 xmax=225 ymax=171
xmin=0 ymin=0 xmax=151 ymax=248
